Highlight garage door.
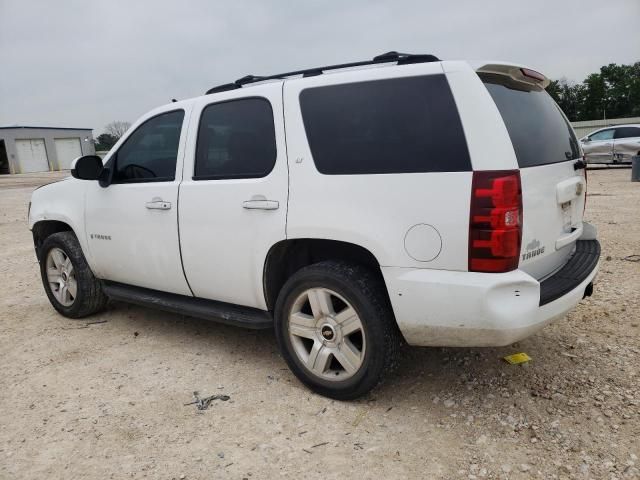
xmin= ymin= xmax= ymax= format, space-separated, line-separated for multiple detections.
xmin=15 ymin=139 xmax=49 ymax=173
xmin=54 ymin=137 xmax=82 ymax=170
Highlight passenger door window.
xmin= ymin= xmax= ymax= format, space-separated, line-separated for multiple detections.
xmin=112 ymin=110 xmax=185 ymax=183
xmin=614 ymin=127 xmax=640 ymax=139
xmin=589 ymin=129 xmax=614 ymax=141
xmin=194 ymin=98 xmax=276 ymax=180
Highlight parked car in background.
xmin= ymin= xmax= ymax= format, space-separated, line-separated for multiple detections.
xmin=580 ymin=124 xmax=640 ymax=164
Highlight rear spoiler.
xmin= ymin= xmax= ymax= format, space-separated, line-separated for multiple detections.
xmin=473 ymin=61 xmax=551 ymax=89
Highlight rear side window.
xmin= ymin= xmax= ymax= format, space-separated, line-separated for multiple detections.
xmin=480 ymin=73 xmax=580 ymax=168
xmin=615 ymin=127 xmax=640 ymax=139
xmin=299 ymin=75 xmax=471 ymax=175
xmin=195 ymin=98 xmax=276 ymax=180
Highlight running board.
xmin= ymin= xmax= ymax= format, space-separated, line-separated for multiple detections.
xmin=102 ymin=281 xmax=273 ymax=329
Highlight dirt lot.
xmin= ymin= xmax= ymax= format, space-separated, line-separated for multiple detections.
xmin=0 ymin=169 xmax=638 ymax=479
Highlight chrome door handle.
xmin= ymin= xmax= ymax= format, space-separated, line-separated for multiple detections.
xmin=145 ymin=198 xmax=171 ymax=210
xmin=242 ymin=199 xmax=279 ymax=210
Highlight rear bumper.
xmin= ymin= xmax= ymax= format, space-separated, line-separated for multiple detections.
xmin=539 ymin=240 xmax=600 ymax=305
xmin=382 ymin=239 xmax=600 ymax=347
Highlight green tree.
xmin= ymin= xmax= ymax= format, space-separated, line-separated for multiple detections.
xmin=549 ymin=61 xmax=640 ymax=121
xmin=580 ymin=72 xmax=607 ymax=120
xmin=94 ymin=133 xmax=117 ymax=151
xmin=547 ymin=78 xmax=584 ymax=121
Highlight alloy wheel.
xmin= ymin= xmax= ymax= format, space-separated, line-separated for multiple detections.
xmin=288 ymin=288 xmax=366 ymax=381
xmin=46 ymin=247 xmax=77 ymax=307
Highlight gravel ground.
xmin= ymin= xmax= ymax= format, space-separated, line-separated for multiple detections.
xmin=0 ymin=169 xmax=638 ymax=479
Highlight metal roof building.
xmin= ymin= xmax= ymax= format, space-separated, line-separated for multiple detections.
xmin=0 ymin=126 xmax=95 ymax=174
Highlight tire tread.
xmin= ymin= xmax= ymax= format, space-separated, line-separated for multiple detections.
xmin=40 ymin=231 xmax=107 ymax=318
xmin=274 ymin=260 xmax=401 ymax=400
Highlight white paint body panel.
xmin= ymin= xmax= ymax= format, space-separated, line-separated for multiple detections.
xmin=518 ymin=162 xmax=586 ymax=280
xmin=178 ymin=83 xmax=288 ymax=308
xmin=444 ymin=61 xmax=519 ymax=171
xmin=283 ymin=62 xmax=471 ymax=271
xmin=54 ymin=137 xmax=82 ymax=170
xmin=383 ymin=249 xmax=598 ymax=347
xmin=29 ymin=177 xmax=92 ymax=263
xmin=16 ymin=138 xmax=49 ymax=172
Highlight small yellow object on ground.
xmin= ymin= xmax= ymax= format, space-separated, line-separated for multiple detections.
xmin=503 ymin=352 xmax=532 ymax=364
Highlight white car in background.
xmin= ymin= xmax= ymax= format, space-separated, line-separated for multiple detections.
xmin=580 ymin=124 xmax=640 ymax=164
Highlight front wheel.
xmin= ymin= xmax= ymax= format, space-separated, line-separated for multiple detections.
xmin=39 ymin=231 xmax=108 ymax=318
xmin=274 ymin=261 xmax=401 ymax=400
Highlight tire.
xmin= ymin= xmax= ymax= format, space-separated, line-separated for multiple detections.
xmin=274 ymin=261 xmax=401 ymax=400
xmin=39 ymin=231 xmax=108 ymax=318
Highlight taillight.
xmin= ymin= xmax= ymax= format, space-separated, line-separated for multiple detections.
xmin=520 ymin=68 xmax=545 ymax=83
xmin=469 ymin=170 xmax=522 ymax=273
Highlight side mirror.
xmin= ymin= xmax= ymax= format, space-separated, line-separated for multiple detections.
xmin=71 ymin=155 xmax=103 ymax=180
xmin=581 ymin=137 xmax=590 ymax=143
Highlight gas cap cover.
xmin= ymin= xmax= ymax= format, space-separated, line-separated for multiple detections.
xmin=404 ymin=224 xmax=442 ymax=262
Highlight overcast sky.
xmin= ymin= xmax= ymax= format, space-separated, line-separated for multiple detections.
xmin=1 ymin=0 xmax=638 ymax=135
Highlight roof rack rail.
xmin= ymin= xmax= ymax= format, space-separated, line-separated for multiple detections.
xmin=205 ymin=51 xmax=440 ymax=95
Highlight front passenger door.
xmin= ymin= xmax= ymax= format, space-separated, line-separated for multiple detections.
xmin=584 ymin=128 xmax=614 ymax=163
xmin=85 ymin=108 xmax=192 ymax=295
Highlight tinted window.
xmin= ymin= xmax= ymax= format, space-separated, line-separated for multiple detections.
xmin=481 ymin=74 xmax=580 ymax=168
xmin=614 ymin=127 xmax=640 ymax=139
xmin=299 ymin=75 xmax=471 ymax=175
xmin=113 ymin=110 xmax=184 ymax=183
xmin=195 ymin=98 xmax=276 ymax=179
xmin=590 ymin=129 xmax=614 ymax=141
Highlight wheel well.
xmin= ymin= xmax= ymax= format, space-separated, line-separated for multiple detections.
xmin=263 ymin=239 xmax=383 ymax=310
xmin=32 ymin=220 xmax=73 ymax=259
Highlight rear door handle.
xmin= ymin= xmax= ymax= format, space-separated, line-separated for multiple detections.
xmin=242 ymin=199 xmax=279 ymax=210
xmin=145 ymin=198 xmax=171 ymax=210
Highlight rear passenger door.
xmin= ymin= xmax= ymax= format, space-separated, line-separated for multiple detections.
xmin=179 ymin=83 xmax=288 ymax=309
xmin=613 ymin=126 xmax=640 ymax=162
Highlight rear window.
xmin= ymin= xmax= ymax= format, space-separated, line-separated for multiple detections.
xmin=299 ymin=75 xmax=471 ymax=175
xmin=480 ymin=73 xmax=580 ymax=168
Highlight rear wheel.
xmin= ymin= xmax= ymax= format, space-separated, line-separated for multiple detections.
xmin=39 ymin=231 xmax=107 ymax=318
xmin=274 ymin=261 xmax=401 ymax=400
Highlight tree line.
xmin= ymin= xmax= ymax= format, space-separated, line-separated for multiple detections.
xmin=547 ymin=62 xmax=640 ymax=122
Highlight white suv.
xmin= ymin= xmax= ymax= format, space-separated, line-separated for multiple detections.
xmin=29 ymin=52 xmax=600 ymax=399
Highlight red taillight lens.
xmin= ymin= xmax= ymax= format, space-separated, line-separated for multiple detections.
xmin=469 ymin=170 xmax=522 ymax=273
xmin=520 ymin=68 xmax=545 ymax=82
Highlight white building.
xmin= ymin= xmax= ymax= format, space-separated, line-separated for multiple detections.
xmin=0 ymin=126 xmax=95 ymax=174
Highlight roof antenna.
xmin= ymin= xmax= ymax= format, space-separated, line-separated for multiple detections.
xmin=171 ymin=99 xmax=178 ymax=103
